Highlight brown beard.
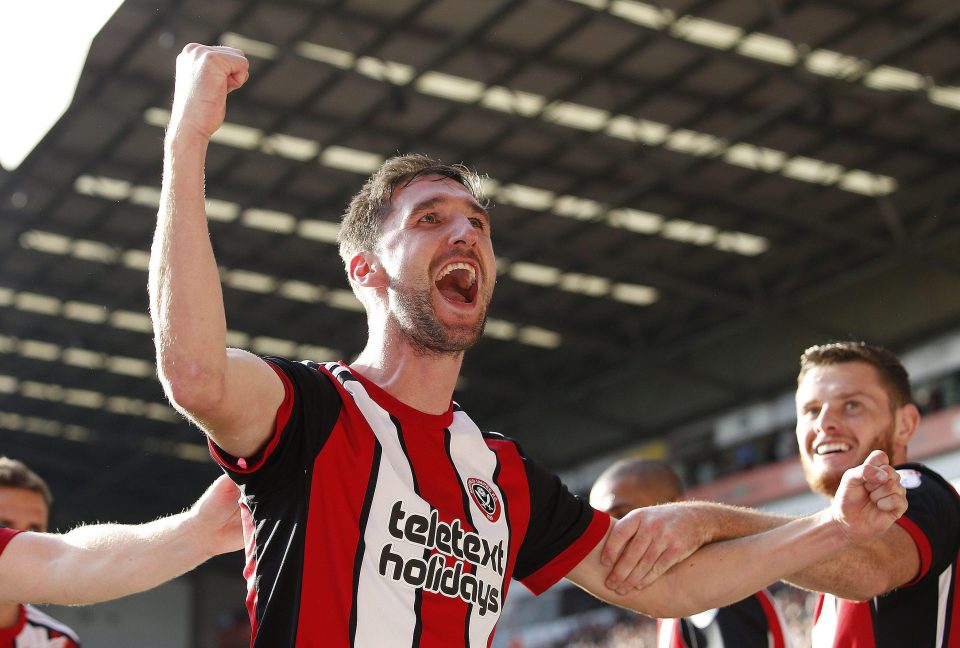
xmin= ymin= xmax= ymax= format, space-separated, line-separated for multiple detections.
xmin=801 ymin=419 xmax=898 ymax=497
xmin=390 ymin=280 xmax=488 ymax=357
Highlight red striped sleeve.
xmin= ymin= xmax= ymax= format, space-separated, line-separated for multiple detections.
xmin=522 ymin=509 xmax=610 ymax=595
xmin=0 ymin=528 xmax=22 ymax=556
xmin=208 ymin=360 xmax=294 ymax=474
xmin=896 ymin=516 xmax=932 ymax=585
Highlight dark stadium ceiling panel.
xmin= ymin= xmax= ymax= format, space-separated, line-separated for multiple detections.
xmin=1 ymin=0 xmax=959 ymax=526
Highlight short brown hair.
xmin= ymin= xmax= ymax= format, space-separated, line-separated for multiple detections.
xmin=0 ymin=456 xmax=53 ymax=507
xmin=337 ymin=153 xmax=487 ymax=264
xmin=799 ymin=341 xmax=913 ymax=409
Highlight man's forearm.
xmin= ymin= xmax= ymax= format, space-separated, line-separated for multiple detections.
xmin=678 ymin=501 xmax=915 ymax=600
xmin=623 ymin=510 xmax=849 ymax=617
xmin=150 ymin=129 xmax=229 ymax=406
xmin=680 ymin=500 xmax=792 ymax=543
xmin=569 ymin=509 xmax=849 ymax=618
xmin=4 ymin=511 xmax=213 ymax=606
xmin=781 ymin=523 xmax=918 ymax=600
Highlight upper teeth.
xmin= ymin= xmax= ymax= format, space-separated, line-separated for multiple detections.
xmin=816 ymin=443 xmax=850 ymax=455
xmin=437 ymin=263 xmax=476 ymax=284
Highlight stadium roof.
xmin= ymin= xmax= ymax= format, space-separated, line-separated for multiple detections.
xmin=2 ymin=0 xmax=959 ymax=526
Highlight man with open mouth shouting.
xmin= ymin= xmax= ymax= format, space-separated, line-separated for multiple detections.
xmin=149 ymin=44 xmax=908 ymax=648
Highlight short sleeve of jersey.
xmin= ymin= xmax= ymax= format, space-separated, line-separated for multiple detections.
xmin=209 ymin=357 xmax=343 ymax=496
xmin=512 ymin=451 xmax=609 ymax=594
xmin=894 ymin=463 xmax=960 ymax=586
xmin=0 ymin=528 xmax=21 ymax=556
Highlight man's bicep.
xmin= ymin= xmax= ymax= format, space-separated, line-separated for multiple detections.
xmin=198 ymin=348 xmax=286 ymax=458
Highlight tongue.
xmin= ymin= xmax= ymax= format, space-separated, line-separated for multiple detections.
xmin=437 ymin=268 xmax=475 ymax=302
xmin=437 ymin=272 xmax=470 ymax=303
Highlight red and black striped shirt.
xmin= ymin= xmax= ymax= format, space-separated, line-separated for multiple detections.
xmin=812 ymin=463 xmax=960 ymax=647
xmin=211 ymin=358 xmax=608 ymax=648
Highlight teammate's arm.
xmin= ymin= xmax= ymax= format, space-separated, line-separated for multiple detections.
xmin=149 ymin=43 xmax=283 ymax=457
xmin=567 ymin=451 xmax=907 ymax=617
xmin=588 ymin=498 xmax=795 ymax=589
xmin=657 ymin=504 xmax=919 ymax=600
xmin=591 ymin=477 xmax=921 ymax=601
xmin=0 ymin=476 xmax=243 ymax=605
xmin=783 ymin=525 xmax=919 ymax=600
xmin=597 ymin=493 xmax=919 ymax=601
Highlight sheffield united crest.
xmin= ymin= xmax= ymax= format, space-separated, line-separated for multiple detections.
xmin=467 ymin=478 xmax=501 ymax=522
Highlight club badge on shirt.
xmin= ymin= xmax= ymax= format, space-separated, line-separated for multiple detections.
xmin=468 ymin=478 xmax=501 ymax=522
xmin=898 ymin=469 xmax=922 ymax=489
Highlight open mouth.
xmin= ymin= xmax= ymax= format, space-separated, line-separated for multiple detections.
xmin=815 ymin=442 xmax=851 ymax=456
xmin=435 ymin=262 xmax=478 ymax=304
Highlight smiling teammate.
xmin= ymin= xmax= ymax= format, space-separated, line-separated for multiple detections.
xmin=622 ymin=341 xmax=959 ymax=647
xmin=149 ymin=44 xmax=908 ymax=647
xmin=794 ymin=342 xmax=960 ymax=646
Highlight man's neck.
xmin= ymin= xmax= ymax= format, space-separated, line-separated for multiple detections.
xmin=352 ymin=340 xmax=463 ymax=415
xmin=0 ymin=602 xmax=21 ymax=629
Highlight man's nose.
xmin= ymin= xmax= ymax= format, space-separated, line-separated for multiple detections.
xmin=815 ymin=405 xmax=839 ymax=431
xmin=449 ymin=213 xmax=478 ymax=246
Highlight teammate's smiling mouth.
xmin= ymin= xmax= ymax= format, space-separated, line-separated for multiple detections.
xmin=435 ymin=262 xmax=478 ymax=304
xmin=815 ymin=442 xmax=851 ymax=455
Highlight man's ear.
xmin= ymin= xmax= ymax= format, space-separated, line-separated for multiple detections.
xmin=895 ymin=403 xmax=921 ymax=448
xmin=349 ymin=252 xmax=387 ymax=288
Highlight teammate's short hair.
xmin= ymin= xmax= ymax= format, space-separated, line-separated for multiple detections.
xmin=799 ymin=341 xmax=913 ymax=410
xmin=0 ymin=456 xmax=53 ymax=507
xmin=337 ymin=153 xmax=487 ymax=265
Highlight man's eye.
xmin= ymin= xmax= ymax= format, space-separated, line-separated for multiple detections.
xmin=469 ymin=217 xmax=486 ymax=229
xmin=420 ymin=213 xmax=438 ymax=223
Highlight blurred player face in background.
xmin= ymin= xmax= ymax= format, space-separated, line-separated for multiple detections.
xmin=590 ymin=469 xmax=682 ymax=519
xmin=0 ymin=486 xmax=48 ymax=532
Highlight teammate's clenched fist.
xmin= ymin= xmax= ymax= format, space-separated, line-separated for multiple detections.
xmin=169 ymin=43 xmax=249 ymax=142
xmin=830 ymin=449 xmax=907 ymax=544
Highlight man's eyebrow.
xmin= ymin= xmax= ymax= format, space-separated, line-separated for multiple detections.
xmin=410 ymin=196 xmax=489 ymax=220
xmin=798 ymin=390 xmax=876 ymax=407
xmin=836 ymin=390 xmax=877 ymax=402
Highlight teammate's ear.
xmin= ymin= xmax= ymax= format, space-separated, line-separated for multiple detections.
xmin=350 ymin=252 xmax=387 ymax=288
xmin=895 ymin=403 xmax=920 ymax=446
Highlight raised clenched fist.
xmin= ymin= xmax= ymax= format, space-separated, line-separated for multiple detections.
xmin=831 ymin=449 xmax=908 ymax=544
xmin=169 ymin=43 xmax=249 ymax=142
